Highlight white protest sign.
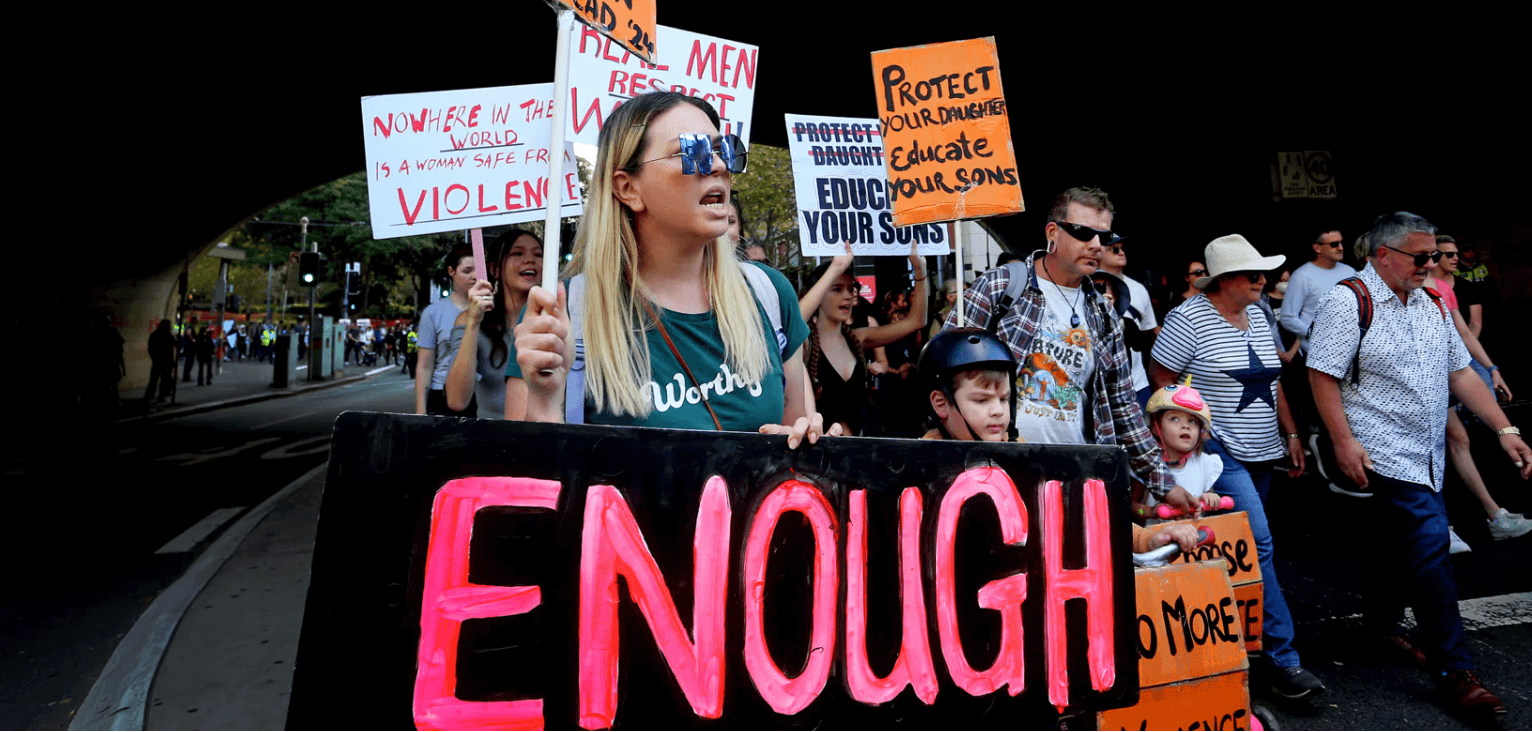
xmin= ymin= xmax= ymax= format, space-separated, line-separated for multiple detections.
xmin=784 ymin=114 xmax=951 ymax=257
xmin=565 ymin=24 xmax=758 ymax=148
xmin=361 ymin=84 xmax=584 ymax=239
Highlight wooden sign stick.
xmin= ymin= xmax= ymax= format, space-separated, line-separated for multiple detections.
xmin=954 ymin=221 xmax=966 ymax=327
xmin=541 ymin=8 xmax=575 ymax=297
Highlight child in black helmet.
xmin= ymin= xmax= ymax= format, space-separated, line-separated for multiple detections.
xmin=917 ymin=327 xmax=1202 ymax=552
xmin=917 ymin=328 xmax=1021 ymax=442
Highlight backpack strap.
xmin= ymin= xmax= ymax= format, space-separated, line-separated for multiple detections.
xmin=987 ymin=261 xmax=1030 ymax=333
xmin=564 ymin=275 xmax=587 ymax=424
xmin=1422 ymin=287 xmax=1448 ymax=321
xmin=739 ymin=261 xmax=788 ymax=358
xmin=1335 ymin=277 xmax=1372 ymax=386
xmin=563 ymin=263 xmax=784 ymax=425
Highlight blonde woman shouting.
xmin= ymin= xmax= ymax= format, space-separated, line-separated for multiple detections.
xmin=512 ymin=92 xmax=833 ymax=446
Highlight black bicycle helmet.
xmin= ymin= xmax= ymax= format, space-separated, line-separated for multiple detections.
xmin=917 ymin=328 xmax=1019 ymax=440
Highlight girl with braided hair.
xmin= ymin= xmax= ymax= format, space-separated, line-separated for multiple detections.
xmin=798 ymin=241 xmax=928 ymax=435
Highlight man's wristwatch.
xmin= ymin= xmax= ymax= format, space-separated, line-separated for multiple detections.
xmin=1496 ymin=426 xmax=1521 ymax=437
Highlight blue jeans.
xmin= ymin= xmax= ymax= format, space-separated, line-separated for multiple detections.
xmin=1206 ymin=436 xmax=1301 ymax=669
xmin=1361 ymin=471 xmax=1472 ymax=670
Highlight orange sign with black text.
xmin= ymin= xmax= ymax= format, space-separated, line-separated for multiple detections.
xmin=870 ymin=37 xmax=1023 ymax=225
xmin=1160 ymin=512 xmax=1265 ymax=653
xmin=1097 ymin=671 xmax=1253 ymax=732
xmin=1131 ymin=561 xmax=1249 ymax=689
xmin=553 ymin=0 xmax=657 ymax=62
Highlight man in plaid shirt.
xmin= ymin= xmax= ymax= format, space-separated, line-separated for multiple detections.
xmin=945 ymin=187 xmax=1194 ymax=512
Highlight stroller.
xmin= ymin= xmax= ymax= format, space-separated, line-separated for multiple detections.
xmin=359 ymin=341 xmax=379 ymax=367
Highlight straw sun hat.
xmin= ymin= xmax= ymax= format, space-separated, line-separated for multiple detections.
xmin=1194 ymin=235 xmax=1285 ymax=290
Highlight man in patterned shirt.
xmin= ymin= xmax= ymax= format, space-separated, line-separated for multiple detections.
xmin=945 ymin=187 xmax=1193 ymax=512
xmin=1308 ymin=211 xmax=1530 ymax=718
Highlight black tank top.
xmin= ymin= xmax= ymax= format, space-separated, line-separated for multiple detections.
xmin=815 ymin=349 xmax=867 ymax=436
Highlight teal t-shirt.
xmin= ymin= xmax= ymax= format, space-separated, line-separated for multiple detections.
xmin=506 ymin=262 xmax=808 ymax=432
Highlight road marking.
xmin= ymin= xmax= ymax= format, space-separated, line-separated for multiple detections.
xmin=296 ymin=365 xmax=308 ymax=371
xmin=251 ymin=409 xmax=323 ymax=431
xmin=1319 ymin=592 xmax=1531 ymax=632
xmin=154 ymin=507 xmax=247 ymax=554
xmin=365 ymin=365 xmax=396 ymax=375
xmin=154 ymin=437 xmax=281 ymax=466
xmin=261 ymin=435 xmax=331 ymax=460
xmin=71 ymin=464 xmax=327 ymax=732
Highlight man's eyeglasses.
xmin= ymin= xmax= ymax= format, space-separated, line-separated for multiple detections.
xmin=1052 ymin=221 xmax=1113 ymax=245
xmin=633 ymin=133 xmax=747 ymax=175
xmin=1230 ymin=271 xmax=1266 ymax=283
xmin=1189 ymin=269 xmax=1208 ymax=277
xmin=1441 ymin=251 xmax=1460 ymax=259
xmin=1322 ymin=241 xmax=1344 ymax=249
xmin=1108 ymin=244 xmax=1123 ymax=254
xmin=1382 ymin=245 xmax=1444 ymax=267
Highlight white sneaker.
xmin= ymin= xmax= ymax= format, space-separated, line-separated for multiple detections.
xmin=1448 ymin=526 xmax=1472 ymax=555
xmin=1488 ymin=509 xmax=1532 ymax=540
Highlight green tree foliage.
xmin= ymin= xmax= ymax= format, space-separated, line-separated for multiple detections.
xmin=209 ymin=172 xmax=457 ymax=321
xmin=730 ymin=144 xmax=805 ymax=278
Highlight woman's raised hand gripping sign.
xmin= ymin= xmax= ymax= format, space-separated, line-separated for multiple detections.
xmin=515 ymin=283 xmax=572 ymax=423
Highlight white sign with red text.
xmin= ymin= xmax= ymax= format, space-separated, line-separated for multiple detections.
xmin=361 ymin=84 xmax=584 ymax=239
xmin=564 ymin=24 xmax=757 ymax=148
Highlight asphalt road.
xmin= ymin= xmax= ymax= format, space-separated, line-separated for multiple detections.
xmin=0 ymin=372 xmax=415 ymax=730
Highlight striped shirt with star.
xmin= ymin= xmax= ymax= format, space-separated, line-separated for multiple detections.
xmin=1152 ymin=294 xmax=1286 ymax=463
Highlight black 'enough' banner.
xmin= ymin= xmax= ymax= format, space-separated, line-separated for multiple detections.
xmin=288 ymin=412 xmax=1140 ymax=729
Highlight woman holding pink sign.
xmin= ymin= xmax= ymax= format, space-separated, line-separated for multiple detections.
xmin=447 ymin=228 xmax=544 ymax=421
xmin=512 ymin=92 xmax=831 ymax=446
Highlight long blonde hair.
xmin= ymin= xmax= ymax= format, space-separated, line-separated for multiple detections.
xmin=566 ymin=92 xmax=770 ymax=418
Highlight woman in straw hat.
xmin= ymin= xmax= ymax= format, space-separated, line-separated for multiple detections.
xmin=1149 ymin=234 xmax=1323 ymax=699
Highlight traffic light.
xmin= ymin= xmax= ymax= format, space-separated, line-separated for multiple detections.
xmin=300 ymin=252 xmax=321 ymax=284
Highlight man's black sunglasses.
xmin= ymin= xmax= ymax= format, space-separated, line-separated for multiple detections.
xmin=1052 ymin=220 xmax=1113 ymax=245
xmin=1382 ymin=245 xmax=1444 ymax=267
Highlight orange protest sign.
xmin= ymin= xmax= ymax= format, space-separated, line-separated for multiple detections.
xmin=552 ymin=0 xmax=656 ymax=62
xmin=1097 ymin=671 xmax=1252 ymax=732
xmin=1132 ymin=561 xmax=1248 ymax=689
xmin=1233 ymin=583 xmax=1264 ymax=654
xmin=1160 ymin=511 xmax=1264 ymax=587
xmin=870 ymin=37 xmax=1023 ymax=226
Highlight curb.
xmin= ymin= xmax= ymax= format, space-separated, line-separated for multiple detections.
xmin=69 ymin=462 xmax=329 ymax=731
xmin=117 ymin=374 xmax=371 ymax=424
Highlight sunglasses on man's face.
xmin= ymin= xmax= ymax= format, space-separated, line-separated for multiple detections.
xmin=1441 ymin=251 xmax=1459 ymax=259
xmin=635 ymin=133 xmax=748 ymax=175
xmin=1188 ymin=269 xmax=1208 ymax=277
xmin=1382 ymin=244 xmax=1444 ymax=267
xmin=1229 ymin=271 xmax=1266 ymax=284
xmin=1108 ymin=244 xmax=1124 ymax=254
xmin=1052 ymin=220 xmax=1113 ymax=245
xmin=1321 ymin=241 xmax=1344 ymax=248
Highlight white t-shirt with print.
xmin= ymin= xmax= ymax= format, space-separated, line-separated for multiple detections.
xmin=1014 ymin=282 xmax=1095 ymax=444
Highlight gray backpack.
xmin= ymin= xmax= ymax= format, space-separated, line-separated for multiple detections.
xmin=563 ymin=262 xmax=786 ymax=424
